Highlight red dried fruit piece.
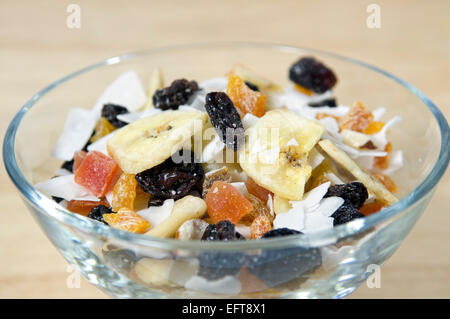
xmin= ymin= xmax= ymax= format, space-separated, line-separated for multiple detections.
xmin=205 ymin=181 xmax=254 ymax=224
xmin=111 ymin=173 xmax=137 ymax=212
xmin=373 ymin=142 xmax=392 ymax=170
xmin=245 ymin=177 xmax=274 ymax=203
xmin=226 ymin=74 xmax=267 ymax=117
xmin=73 ymin=150 xmax=87 ymax=173
xmin=360 ymin=201 xmax=385 ymax=216
xmin=372 ymin=172 xmax=398 ymax=193
xmin=338 ymin=101 xmax=374 ymax=132
xmin=103 ymin=208 xmax=150 ymax=233
xmin=74 ymin=151 xmax=119 ymax=197
xmin=66 ymin=199 xmax=110 ymax=216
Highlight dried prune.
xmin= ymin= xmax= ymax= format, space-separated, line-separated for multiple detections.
xmin=307 ymin=98 xmax=337 ymax=107
xmin=244 ymin=81 xmax=260 ymax=92
xmin=204 ymin=92 xmax=244 ymax=151
xmin=248 ymin=228 xmax=321 ymax=287
xmin=101 ymin=104 xmax=129 ymax=128
xmin=135 ymin=149 xmax=204 ymax=201
xmin=201 ymin=220 xmax=245 ymax=241
xmin=88 ymin=205 xmax=114 ymax=224
xmin=331 ymin=203 xmax=365 ymax=226
xmin=324 ymin=182 xmax=368 ymax=208
xmin=289 ymin=57 xmax=337 ymax=94
xmin=61 ymin=159 xmax=74 ymax=173
xmin=198 ymin=220 xmax=245 ymax=280
xmin=152 ymin=79 xmax=198 ymax=110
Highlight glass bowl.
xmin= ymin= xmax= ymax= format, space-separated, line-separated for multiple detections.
xmin=3 ymin=43 xmax=449 ymax=299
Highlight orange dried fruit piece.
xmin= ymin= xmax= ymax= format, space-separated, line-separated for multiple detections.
xmin=339 ymin=101 xmax=374 ymax=132
xmin=250 ymin=215 xmax=272 ymax=239
xmin=226 ymin=73 xmax=267 ymax=117
xmin=205 ymin=181 xmax=254 ymax=223
xmin=73 ymin=150 xmax=87 ymax=173
xmin=374 ymin=142 xmax=392 ymax=170
xmin=245 ymin=177 xmax=274 ymax=203
xmin=293 ymin=84 xmax=314 ymax=96
xmin=90 ymin=117 xmax=116 ymax=143
xmin=67 ymin=199 xmax=110 ymax=216
xmin=74 ymin=151 xmax=119 ymax=197
xmin=360 ymin=201 xmax=385 ymax=216
xmin=316 ymin=113 xmax=340 ymax=122
xmin=103 ymin=208 xmax=150 ymax=233
xmin=111 ymin=173 xmax=137 ymax=212
xmin=372 ymin=172 xmax=398 ymax=193
xmin=365 ymin=121 xmax=384 ymax=135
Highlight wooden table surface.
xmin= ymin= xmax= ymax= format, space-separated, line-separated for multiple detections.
xmin=0 ymin=0 xmax=448 ymax=298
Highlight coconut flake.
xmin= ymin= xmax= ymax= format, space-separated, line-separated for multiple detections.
xmin=291 ymin=182 xmax=331 ymax=210
xmin=51 ymin=108 xmax=98 ymax=161
xmin=382 ymin=150 xmax=404 ymax=175
xmin=53 ymin=168 xmax=72 ymax=177
xmin=302 ymin=212 xmax=334 ymax=234
xmin=267 ymin=194 xmax=274 ymax=217
xmin=371 ymin=116 xmax=402 ymax=149
xmin=273 ymin=206 xmax=305 ymax=232
xmin=230 ymin=182 xmax=249 ymax=197
xmin=92 ymin=70 xmax=147 ymax=114
xmin=202 ymin=133 xmax=225 ymax=163
xmin=372 ymin=107 xmax=386 ymax=121
xmin=116 ymin=107 xmax=162 ymax=123
xmin=242 ymin=113 xmax=259 ymax=130
xmin=317 ymin=197 xmax=344 ymax=217
xmin=185 ymin=275 xmax=242 ymax=295
xmin=87 ymin=131 xmax=115 ymax=156
xmin=308 ymin=148 xmax=324 ymax=169
xmin=199 ymin=77 xmax=228 ymax=91
xmin=137 ymin=199 xmax=174 ymax=227
xmin=287 ymin=138 xmax=299 ymax=147
xmin=35 ymin=174 xmax=98 ymax=201
xmin=235 ymin=224 xmax=251 ymax=239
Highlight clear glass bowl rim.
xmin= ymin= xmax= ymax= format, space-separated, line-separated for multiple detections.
xmin=3 ymin=42 xmax=449 ymax=251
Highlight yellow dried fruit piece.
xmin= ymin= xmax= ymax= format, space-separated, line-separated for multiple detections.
xmin=90 ymin=117 xmax=116 ymax=143
xmin=111 ymin=173 xmax=137 ymax=212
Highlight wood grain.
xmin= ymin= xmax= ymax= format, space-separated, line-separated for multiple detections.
xmin=0 ymin=0 xmax=448 ymax=298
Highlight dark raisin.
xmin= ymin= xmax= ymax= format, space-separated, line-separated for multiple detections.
xmin=135 ymin=149 xmax=204 ymax=200
xmin=103 ymin=248 xmax=137 ymax=274
xmin=307 ymin=98 xmax=337 ymax=107
xmin=289 ymin=57 xmax=337 ymax=94
xmin=88 ymin=205 xmax=114 ymax=224
xmin=248 ymin=228 xmax=321 ymax=287
xmin=147 ymin=197 xmax=165 ymax=207
xmin=204 ymin=92 xmax=244 ymax=151
xmin=198 ymin=220 xmax=246 ymax=280
xmin=244 ymin=81 xmax=260 ymax=92
xmin=61 ymin=159 xmax=74 ymax=172
xmin=101 ymin=104 xmax=129 ymax=128
xmin=152 ymin=79 xmax=198 ymax=110
xmin=324 ymin=182 xmax=368 ymax=208
xmin=261 ymin=228 xmax=303 ymax=238
xmin=52 ymin=196 xmax=64 ymax=203
xmin=331 ymin=203 xmax=365 ymax=226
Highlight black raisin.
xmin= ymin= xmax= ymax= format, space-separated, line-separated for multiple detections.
xmin=307 ymin=98 xmax=337 ymax=107
xmin=135 ymin=149 xmax=204 ymax=201
xmin=101 ymin=104 xmax=129 ymax=128
xmin=198 ymin=220 xmax=246 ymax=280
xmin=204 ymin=92 xmax=244 ymax=151
xmin=248 ymin=229 xmax=321 ymax=287
xmin=103 ymin=248 xmax=137 ymax=274
xmin=324 ymin=182 xmax=368 ymax=208
xmin=153 ymin=79 xmax=198 ymax=110
xmin=61 ymin=159 xmax=74 ymax=173
xmin=52 ymin=196 xmax=64 ymax=203
xmin=331 ymin=203 xmax=365 ymax=226
xmin=244 ymin=81 xmax=260 ymax=92
xmin=289 ymin=57 xmax=337 ymax=94
xmin=88 ymin=205 xmax=114 ymax=224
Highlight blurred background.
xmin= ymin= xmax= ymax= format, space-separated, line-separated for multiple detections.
xmin=0 ymin=0 xmax=448 ymax=298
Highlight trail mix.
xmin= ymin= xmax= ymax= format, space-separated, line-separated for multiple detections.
xmin=37 ymin=56 xmax=403 ymax=241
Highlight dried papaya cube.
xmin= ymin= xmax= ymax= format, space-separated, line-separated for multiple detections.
xmin=111 ymin=173 xmax=137 ymax=212
xmin=245 ymin=177 xmax=273 ymax=203
xmin=205 ymin=181 xmax=254 ymax=223
xmin=74 ymin=151 xmax=119 ymax=197
xmin=202 ymin=166 xmax=232 ymax=198
xmin=360 ymin=201 xmax=385 ymax=216
xmin=90 ymin=117 xmax=116 ymax=143
xmin=226 ymin=73 xmax=267 ymax=117
xmin=338 ymin=101 xmax=374 ymax=132
xmin=73 ymin=150 xmax=87 ymax=173
xmin=372 ymin=172 xmax=398 ymax=193
xmin=103 ymin=208 xmax=150 ymax=233
xmin=293 ymin=84 xmax=314 ymax=96
xmin=250 ymin=214 xmax=272 ymax=239
xmin=365 ymin=121 xmax=384 ymax=135
xmin=66 ymin=199 xmax=110 ymax=216
xmin=373 ymin=142 xmax=392 ymax=170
